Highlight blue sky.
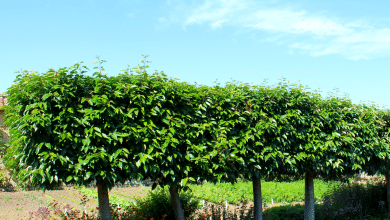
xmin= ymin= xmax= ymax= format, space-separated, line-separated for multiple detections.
xmin=2 ymin=0 xmax=390 ymax=108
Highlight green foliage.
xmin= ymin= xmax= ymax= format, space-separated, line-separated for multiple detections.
xmin=263 ymin=204 xmax=324 ymax=220
xmin=3 ymin=57 xmax=147 ymax=191
xmin=0 ymin=132 xmax=6 ymax=158
xmin=189 ymin=181 xmax=252 ymax=205
xmin=5 ymin=54 xmax=390 ymax=191
xmin=205 ymin=78 xmax=389 ymax=187
xmin=266 ymin=174 xmax=306 ymax=183
xmin=4 ymin=54 xmax=390 ymax=219
xmin=128 ymin=186 xmax=201 ymax=220
xmin=188 ymin=179 xmax=342 ymax=205
xmin=0 ymin=170 xmax=7 ymax=187
xmin=363 ymin=109 xmax=390 ymax=176
xmin=114 ymin=62 xmax=218 ymax=189
xmin=2 ymin=141 xmax=30 ymax=188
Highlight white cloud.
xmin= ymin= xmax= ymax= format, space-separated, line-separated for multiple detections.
xmin=210 ymin=19 xmax=229 ymax=29
xmin=165 ymin=0 xmax=390 ymax=60
xmin=243 ymin=9 xmax=352 ymax=37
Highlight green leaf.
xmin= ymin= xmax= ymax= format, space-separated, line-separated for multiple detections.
xmin=85 ymin=172 xmax=93 ymax=180
xmin=48 ymin=174 xmax=54 ymax=183
xmin=94 ymin=127 xmax=101 ymax=133
xmin=66 ymin=176 xmax=73 ymax=182
xmin=42 ymin=93 xmax=52 ymax=101
xmin=181 ymin=178 xmax=188 ymax=186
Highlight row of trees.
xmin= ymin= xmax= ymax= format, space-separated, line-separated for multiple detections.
xmin=3 ymin=55 xmax=390 ymax=220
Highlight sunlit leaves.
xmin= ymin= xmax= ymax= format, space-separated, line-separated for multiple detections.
xmin=4 ymin=55 xmax=390 ymax=197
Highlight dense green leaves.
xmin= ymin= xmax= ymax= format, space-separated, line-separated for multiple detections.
xmin=4 ymin=55 xmax=390 ymax=197
xmin=4 ymin=59 xmax=138 ymax=191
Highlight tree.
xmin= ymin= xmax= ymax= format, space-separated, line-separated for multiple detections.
xmin=289 ymin=89 xmax=387 ymax=220
xmin=111 ymin=57 xmax=229 ymax=220
xmin=358 ymin=108 xmax=390 ymax=216
xmin=4 ymin=58 xmax=138 ymax=219
xmin=225 ymin=80 xmax=308 ymax=220
xmin=197 ymin=80 xmax=301 ymax=220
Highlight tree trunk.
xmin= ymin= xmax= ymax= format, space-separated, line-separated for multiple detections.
xmin=253 ymin=174 xmax=263 ymax=220
xmin=304 ymin=172 xmax=315 ymax=220
xmin=386 ymin=173 xmax=390 ymax=217
xmin=169 ymin=185 xmax=186 ymax=220
xmin=97 ymin=178 xmax=112 ymax=220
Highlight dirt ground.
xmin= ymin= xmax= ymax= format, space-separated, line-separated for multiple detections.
xmin=0 ymin=162 xmax=151 ymax=220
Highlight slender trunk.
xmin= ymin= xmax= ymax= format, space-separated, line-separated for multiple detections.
xmin=304 ymin=172 xmax=315 ymax=220
xmin=97 ymin=178 xmax=112 ymax=220
xmin=386 ymin=173 xmax=390 ymax=217
xmin=169 ymin=185 xmax=186 ymax=220
xmin=253 ymin=174 xmax=263 ymax=220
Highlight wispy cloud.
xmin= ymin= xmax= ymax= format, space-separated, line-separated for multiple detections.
xmin=164 ymin=0 xmax=390 ymax=60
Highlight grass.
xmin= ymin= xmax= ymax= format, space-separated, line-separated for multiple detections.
xmin=22 ymin=192 xmax=44 ymax=204
xmin=78 ymin=186 xmax=136 ymax=208
xmin=113 ymin=191 xmax=136 ymax=199
xmin=58 ymin=194 xmax=81 ymax=204
xmin=188 ymin=178 xmax=343 ymax=205
xmin=3 ymin=195 xmax=11 ymax=202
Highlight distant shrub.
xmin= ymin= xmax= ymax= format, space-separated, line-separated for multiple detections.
xmin=263 ymin=204 xmax=324 ymax=220
xmin=126 ymin=186 xmax=201 ymax=220
xmin=0 ymin=131 xmax=6 ymax=158
xmin=0 ymin=170 xmax=8 ymax=187
xmin=318 ymin=180 xmax=388 ymax=220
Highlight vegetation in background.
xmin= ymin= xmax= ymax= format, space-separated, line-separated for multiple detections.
xmin=189 ymin=178 xmax=343 ymax=205
xmin=127 ymin=186 xmax=200 ymax=220
xmin=0 ymin=131 xmax=6 ymax=158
